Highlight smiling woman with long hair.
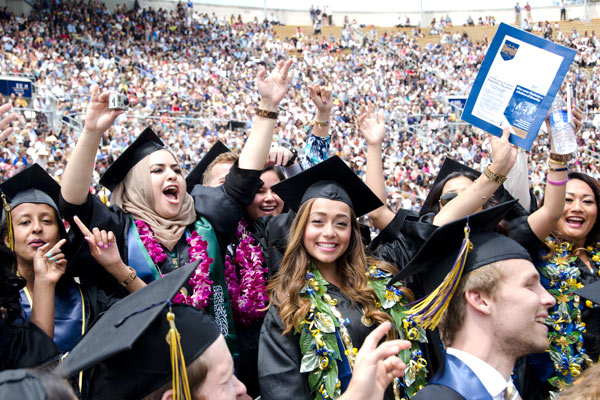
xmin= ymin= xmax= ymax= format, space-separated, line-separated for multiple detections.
xmin=530 ymin=172 xmax=600 ymax=395
xmin=258 ymin=157 xmax=429 ymax=400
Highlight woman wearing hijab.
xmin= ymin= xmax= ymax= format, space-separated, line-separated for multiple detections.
xmin=59 ymin=60 xmax=295 ymax=353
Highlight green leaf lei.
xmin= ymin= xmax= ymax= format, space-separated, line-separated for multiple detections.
xmin=538 ymin=239 xmax=599 ymax=397
xmin=296 ymin=265 xmax=428 ymax=400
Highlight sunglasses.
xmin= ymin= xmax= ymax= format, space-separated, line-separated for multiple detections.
xmin=439 ymin=191 xmax=458 ymax=207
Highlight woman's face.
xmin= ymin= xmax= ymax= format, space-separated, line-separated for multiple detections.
xmin=303 ymin=198 xmax=352 ymax=270
xmin=556 ymin=179 xmax=598 ymax=245
xmin=149 ymin=150 xmax=186 ymax=219
xmin=6 ymin=203 xmax=60 ymax=266
xmin=439 ymin=175 xmax=474 ymax=209
xmin=246 ymin=170 xmax=284 ymax=221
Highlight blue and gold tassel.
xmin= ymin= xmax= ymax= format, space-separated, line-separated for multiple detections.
xmin=407 ymin=223 xmax=472 ymax=330
xmin=165 ymin=305 xmax=192 ymax=400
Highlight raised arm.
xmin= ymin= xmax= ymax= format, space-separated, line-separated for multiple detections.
xmin=238 ymin=60 xmax=293 ymax=171
xmin=359 ymin=106 xmax=395 ymax=230
xmin=526 ymin=106 xmax=581 ymax=240
xmin=61 ymin=86 xmax=123 ymax=205
xmin=433 ymin=126 xmax=517 ymax=226
xmin=0 ymin=103 xmax=18 ymax=142
xmin=308 ymin=83 xmax=333 ymax=138
xmin=30 ymin=239 xmax=67 ymax=339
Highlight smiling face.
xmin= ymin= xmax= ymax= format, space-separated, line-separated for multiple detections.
xmin=489 ymin=259 xmax=556 ymax=358
xmin=6 ymin=203 xmax=60 ymax=267
xmin=555 ymin=179 xmax=598 ymax=247
xmin=149 ymin=150 xmax=186 ymax=219
xmin=302 ymin=198 xmax=352 ymax=270
xmin=246 ymin=170 xmax=284 ymax=222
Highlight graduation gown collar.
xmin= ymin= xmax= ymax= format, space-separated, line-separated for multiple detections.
xmin=430 ymin=353 xmax=493 ymax=400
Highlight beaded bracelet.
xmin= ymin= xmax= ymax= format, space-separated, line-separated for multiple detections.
xmin=255 ymin=108 xmax=279 ymax=119
xmin=547 ymin=177 xmax=569 ymax=186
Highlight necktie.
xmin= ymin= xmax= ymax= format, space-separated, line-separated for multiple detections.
xmin=504 ymin=384 xmax=522 ymax=400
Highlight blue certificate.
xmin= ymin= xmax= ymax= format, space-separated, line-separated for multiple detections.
xmin=461 ymin=23 xmax=576 ymax=150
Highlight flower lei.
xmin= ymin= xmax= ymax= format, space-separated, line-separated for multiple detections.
xmin=538 ymin=238 xmax=599 ymax=396
xmin=297 ymin=265 xmax=428 ymax=400
xmin=366 ymin=266 xmax=428 ymax=398
xmin=224 ymin=219 xmax=269 ymax=327
xmin=135 ymin=220 xmax=213 ymax=309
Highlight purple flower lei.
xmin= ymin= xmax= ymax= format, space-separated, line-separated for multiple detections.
xmin=135 ymin=220 xmax=213 ymax=309
xmin=224 ymin=219 xmax=268 ymax=326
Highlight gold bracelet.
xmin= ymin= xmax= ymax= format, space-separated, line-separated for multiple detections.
xmin=484 ymin=166 xmax=507 ymax=184
xmin=313 ymin=119 xmax=330 ymax=126
xmin=255 ymin=108 xmax=279 ymax=119
xmin=120 ymin=266 xmax=137 ymax=288
xmin=549 ymin=152 xmax=571 ymax=163
xmin=546 ymin=160 xmax=569 ymax=172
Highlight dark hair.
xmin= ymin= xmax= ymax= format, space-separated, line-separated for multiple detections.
xmin=567 ymin=172 xmax=600 ymax=245
xmin=262 ymin=165 xmax=285 ymax=181
xmin=423 ymin=171 xmax=479 ymax=214
xmin=0 ymin=243 xmax=24 ymax=323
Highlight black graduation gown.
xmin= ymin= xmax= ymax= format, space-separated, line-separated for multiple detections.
xmin=0 ymin=319 xmax=60 ymax=370
xmin=59 ymin=165 xmax=262 ymax=296
xmin=258 ymin=285 xmax=393 ymax=400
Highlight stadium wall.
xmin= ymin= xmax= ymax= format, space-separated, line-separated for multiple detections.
xmin=2 ymin=0 xmax=600 ymax=28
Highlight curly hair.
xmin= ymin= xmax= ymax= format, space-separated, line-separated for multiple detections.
xmin=267 ymin=198 xmax=397 ymax=339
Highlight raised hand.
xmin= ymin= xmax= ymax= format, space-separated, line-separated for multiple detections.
xmin=359 ymin=105 xmax=386 ymax=146
xmin=256 ymin=59 xmax=294 ymax=111
xmin=489 ymin=125 xmax=517 ymax=176
xmin=265 ymin=146 xmax=293 ymax=167
xmin=308 ymin=84 xmax=333 ymax=115
xmin=34 ymin=239 xmax=67 ymax=286
xmin=73 ymin=215 xmax=123 ymax=273
xmin=341 ymin=321 xmax=409 ymax=400
xmin=83 ymin=85 xmax=125 ymax=136
xmin=0 ymin=103 xmax=18 ymax=142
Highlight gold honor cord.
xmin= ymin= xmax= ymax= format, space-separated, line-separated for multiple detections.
xmin=1 ymin=192 xmax=13 ymax=251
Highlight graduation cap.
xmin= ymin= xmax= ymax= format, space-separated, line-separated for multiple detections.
xmin=575 ymin=280 xmax=600 ymax=306
xmin=390 ymin=200 xmax=531 ymax=330
xmin=0 ymin=164 xmax=66 ymax=250
xmin=271 ymin=156 xmax=383 ymax=217
xmin=56 ymin=261 xmax=221 ymax=399
xmin=99 ymin=127 xmax=164 ymax=191
xmin=0 ymin=370 xmax=46 ymax=399
xmin=185 ymin=140 xmax=230 ymax=192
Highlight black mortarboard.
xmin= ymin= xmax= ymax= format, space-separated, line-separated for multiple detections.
xmin=575 ymin=280 xmax=600 ymax=306
xmin=0 ymin=370 xmax=46 ymax=399
xmin=185 ymin=140 xmax=230 ymax=192
xmin=271 ymin=156 xmax=383 ymax=217
xmin=56 ymin=261 xmax=220 ymax=399
xmin=0 ymin=164 xmax=67 ymax=246
xmin=390 ymin=200 xmax=532 ymax=329
xmin=99 ymin=127 xmax=164 ymax=191
xmin=0 ymin=163 xmax=61 ymax=214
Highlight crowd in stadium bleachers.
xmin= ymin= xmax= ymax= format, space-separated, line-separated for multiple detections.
xmin=1 ymin=0 xmax=599 ymax=213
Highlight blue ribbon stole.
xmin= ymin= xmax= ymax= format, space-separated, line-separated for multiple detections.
xmin=430 ymin=354 xmax=493 ymax=400
xmin=19 ymin=282 xmax=83 ymax=352
xmin=127 ymin=216 xmax=161 ymax=283
xmin=335 ymin=332 xmax=352 ymax=393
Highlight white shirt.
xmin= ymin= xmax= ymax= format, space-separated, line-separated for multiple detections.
xmin=446 ymin=347 xmax=518 ymax=400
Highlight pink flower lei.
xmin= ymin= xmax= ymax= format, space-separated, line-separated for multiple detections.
xmin=135 ymin=220 xmax=213 ymax=309
xmin=224 ymin=219 xmax=268 ymax=326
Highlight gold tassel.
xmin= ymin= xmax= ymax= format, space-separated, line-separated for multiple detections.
xmin=407 ymin=223 xmax=472 ymax=330
xmin=1 ymin=191 xmax=13 ymax=252
xmin=165 ymin=306 xmax=192 ymax=400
